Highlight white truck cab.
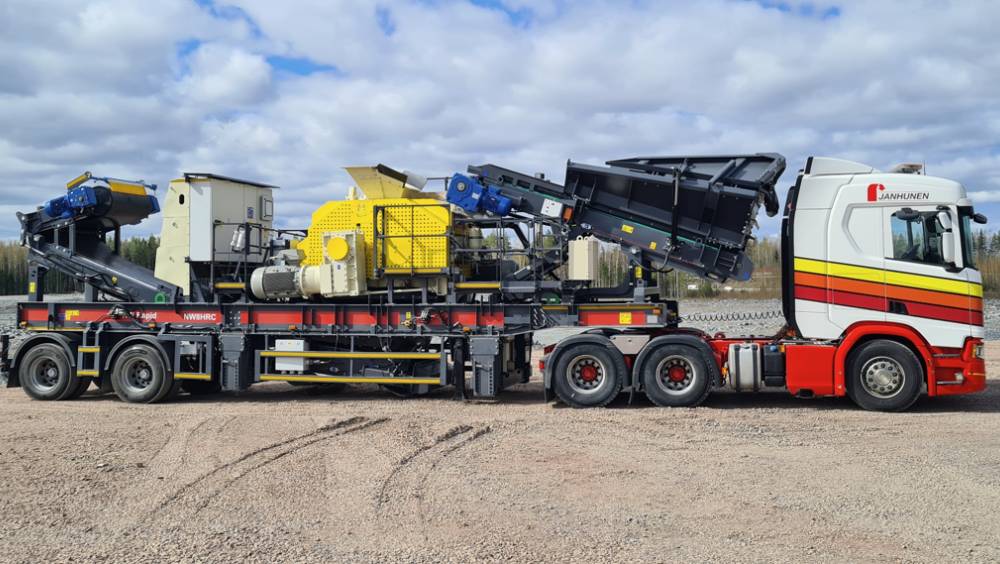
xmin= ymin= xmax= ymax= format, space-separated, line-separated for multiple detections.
xmin=784 ymin=157 xmax=985 ymax=349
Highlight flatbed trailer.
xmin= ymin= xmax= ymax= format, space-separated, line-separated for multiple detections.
xmin=9 ymin=299 xmax=672 ymax=400
xmin=0 ymin=155 xmax=988 ymax=411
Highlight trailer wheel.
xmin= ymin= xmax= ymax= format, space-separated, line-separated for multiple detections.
xmin=65 ymin=377 xmax=92 ymax=399
xmin=110 ymin=344 xmax=175 ymax=404
xmin=18 ymin=343 xmax=77 ymax=401
xmin=846 ymin=340 xmax=922 ymax=412
xmin=640 ymin=344 xmax=711 ymax=407
xmin=553 ymin=343 xmax=625 ymax=408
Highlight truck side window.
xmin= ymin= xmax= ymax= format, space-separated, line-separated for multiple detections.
xmin=889 ymin=211 xmax=945 ymax=265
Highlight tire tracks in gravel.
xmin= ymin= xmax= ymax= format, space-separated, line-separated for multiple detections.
xmin=146 ymin=416 xmax=388 ymax=523
xmin=145 ymin=415 xmax=236 ymax=480
xmin=375 ymin=424 xmax=493 ymax=542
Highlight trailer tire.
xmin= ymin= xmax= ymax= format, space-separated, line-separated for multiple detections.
xmin=163 ymin=379 xmax=183 ymax=402
xmin=553 ymin=343 xmax=624 ymax=408
xmin=110 ymin=344 xmax=174 ymax=404
xmin=846 ymin=340 xmax=922 ymax=412
xmin=640 ymin=344 xmax=711 ymax=407
xmin=18 ymin=343 xmax=76 ymax=401
xmin=66 ymin=377 xmax=92 ymax=399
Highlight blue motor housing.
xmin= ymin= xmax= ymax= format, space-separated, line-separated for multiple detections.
xmin=41 ymin=183 xmax=158 ymax=226
xmin=43 ymin=185 xmax=99 ymax=219
xmin=446 ymin=174 xmax=513 ymax=216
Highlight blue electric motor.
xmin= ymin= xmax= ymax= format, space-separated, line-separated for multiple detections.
xmin=44 ymin=185 xmax=99 ymax=219
xmin=446 ymin=174 xmax=513 ymax=216
xmin=42 ymin=179 xmax=159 ymax=226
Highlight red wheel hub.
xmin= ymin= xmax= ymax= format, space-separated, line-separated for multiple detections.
xmin=668 ymin=365 xmax=687 ymax=382
xmin=579 ymin=364 xmax=599 ymax=382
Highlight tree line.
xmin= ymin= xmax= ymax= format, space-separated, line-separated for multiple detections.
xmin=974 ymin=228 xmax=1000 ymax=295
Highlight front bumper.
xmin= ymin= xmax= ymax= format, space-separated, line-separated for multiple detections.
xmin=932 ymin=338 xmax=987 ymax=396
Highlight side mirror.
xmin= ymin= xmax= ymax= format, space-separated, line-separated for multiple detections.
xmin=937 ymin=210 xmax=953 ymax=230
xmin=941 ymin=231 xmax=956 ymax=264
xmin=974 ymin=212 xmax=988 ymax=224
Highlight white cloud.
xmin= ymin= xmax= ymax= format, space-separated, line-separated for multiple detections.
xmin=175 ymin=43 xmax=273 ymax=108
xmin=0 ymin=0 xmax=998 ymax=245
xmin=969 ymin=191 xmax=1000 ymax=204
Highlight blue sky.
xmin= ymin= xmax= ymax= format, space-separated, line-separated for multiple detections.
xmin=0 ymin=0 xmax=998 ymax=240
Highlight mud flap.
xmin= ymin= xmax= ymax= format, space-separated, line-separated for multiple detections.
xmin=0 ymin=335 xmax=11 ymax=387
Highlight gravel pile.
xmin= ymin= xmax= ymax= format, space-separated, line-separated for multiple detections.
xmin=984 ymin=300 xmax=1000 ymax=340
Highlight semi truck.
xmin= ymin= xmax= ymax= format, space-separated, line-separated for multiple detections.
xmin=0 ymin=154 xmax=987 ymax=411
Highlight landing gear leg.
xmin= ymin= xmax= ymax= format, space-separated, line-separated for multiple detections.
xmin=451 ymin=339 xmax=467 ymax=400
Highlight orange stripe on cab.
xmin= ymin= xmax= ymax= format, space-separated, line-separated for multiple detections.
xmin=794 ymin=271 xmax=981 ymax=312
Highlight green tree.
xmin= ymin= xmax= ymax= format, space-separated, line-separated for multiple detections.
xmin=989 ymin=232 xmax=1000 ymax=256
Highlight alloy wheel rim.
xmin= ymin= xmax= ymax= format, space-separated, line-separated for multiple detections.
xmin=566 ymin=355 xmax=608 ymax=395
xmin=861 ymin=356 xmax=905 ymax=399
xmin=654 ymin=355 xmax=697 ymax=395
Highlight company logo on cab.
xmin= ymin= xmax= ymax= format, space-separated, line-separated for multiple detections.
xmin=866 ymin=183 xmax=930 ymax=202
xmin=867 ymin=183 xmax=885 ymax=201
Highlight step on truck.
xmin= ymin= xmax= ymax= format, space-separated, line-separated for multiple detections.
xmin=0 ymin=155 xmax=987 ymax=411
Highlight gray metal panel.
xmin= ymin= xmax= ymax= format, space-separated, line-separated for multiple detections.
xmin=470 ymin=336 xmax=501 ymax=398
xmin=219 ymin=334 xmax=250 ymax=391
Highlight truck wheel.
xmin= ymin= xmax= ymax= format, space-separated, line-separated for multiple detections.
xmin=640 ymin=344 xmax=712 ymax=407
xmin=110 ymin=344 xmax=175 ymax=404
xmin=846 ymin=340 xmax=923 ymax=412
xmin=553 ymin=343 xmax=625 ymax=408
xmin=18 ymin=343 xmax=77 ymax=401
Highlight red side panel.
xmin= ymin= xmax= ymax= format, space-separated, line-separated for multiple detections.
xmin=18 ymin=303 xmax=224 ymax=326
xmin=578 ymin=311 xmax=646 ymax=326
xmin=784 ymin=344 xmax=837 ymax=396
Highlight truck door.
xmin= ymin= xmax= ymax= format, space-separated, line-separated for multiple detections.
xmin=826 ymin=202 xmax=886 ymax=329
xmin=881 ymin=205 xmax=974 ymax=347
xmin=957 ymin=207 xmax=986 ymax=338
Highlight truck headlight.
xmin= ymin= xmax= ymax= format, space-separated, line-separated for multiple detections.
xmin=974 ymin=343 xmax=984 ymax=360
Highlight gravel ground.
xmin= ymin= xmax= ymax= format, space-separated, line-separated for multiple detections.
xmin=1 ymin=298 xmax=998 ymax=563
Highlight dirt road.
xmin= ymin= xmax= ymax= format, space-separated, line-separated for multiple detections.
xmin=1 ymin=345 xmax=999 ymax=563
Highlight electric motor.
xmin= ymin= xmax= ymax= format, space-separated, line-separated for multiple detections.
xmin=250 ymin=265 xmax=301 ymax=300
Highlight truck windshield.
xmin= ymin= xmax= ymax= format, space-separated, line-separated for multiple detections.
xmin=959 ymin=207 xmax=978 ymax=270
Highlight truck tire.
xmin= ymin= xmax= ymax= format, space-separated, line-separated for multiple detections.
xmin=640 ymin=344 xmax=712 ymax=407
xmin=18 ymin=343 xmax=77 ymax=401
xmin=846 ymin=340 xmax=923 ymax=412
xmin=110 ymin=344 xmax=175 ymax=404
xmin=552 ymin=343 xmax=625 ymax=408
